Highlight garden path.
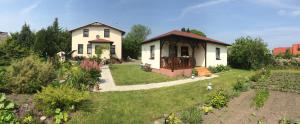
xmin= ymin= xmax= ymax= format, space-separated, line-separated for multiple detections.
xmin=98 ymin=65 xmax=218 ymax=92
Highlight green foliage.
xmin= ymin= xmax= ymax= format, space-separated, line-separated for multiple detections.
xmin=0 ymin=37 xmax=31 ymax=66
xmin=123 ymin=24 xmax=151 ymax=59
xmin=284 ymin=49 xmax=293 ymax=59
xmin=208 ymin=64 xmax=230 ymax=73
xmin=180 ymin=107 xmax=203 ymax=124
xmin=190 ymin=29 xmax=207 ymax=37
xmin=164 ymin=113 xmax=181 ymax=124
xmin=5 ymin=55 xmax=56 ymax=93
xmin=233 ymin=77 xmax=250 ymax=92
xmin=34 ymin=18 xmax=71 ymax=58
xmin=54 ymin=108 xmax=69 ymax=124
xmin=22 ymin=115 xmax=34 ymax=124
xmin=34 ymin=85 xmax=89 ymax=115
xmin=208 ymin=89 xmax=229 ymax=109
xmin=279 ymin=118 xmax=300 ymax=124
xmin=66 ymin=66 xmax=97 ymax=90
xmin=228 ymin=36 xmax=273 ymax=69
xmin=0 ymin=93 xmax=19 ymax=124
xmin=250 ymin=68 xmax=270 ymax=82
xmin=16 ymin=23 xmax=35 ymax=49
xmin=252 ymin=89 xmax=269 ymax=108
xmin=201 ymin=105 xmax=213 ymax=114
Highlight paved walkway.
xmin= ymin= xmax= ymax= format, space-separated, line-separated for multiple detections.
xmin=98 ymin=65 xmax=218 ymax=92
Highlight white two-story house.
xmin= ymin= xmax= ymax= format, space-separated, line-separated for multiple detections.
xmin=70 ymin=22 xmax=125 ymax=59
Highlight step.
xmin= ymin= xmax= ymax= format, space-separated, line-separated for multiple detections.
xmin=195 ymin=67 xmax=212 ymax=77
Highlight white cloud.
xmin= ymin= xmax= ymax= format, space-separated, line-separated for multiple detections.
xmin=20 ymin=0 xmax=42 ymax=15
xmin=253 ymin=0 xmax=300 ymax=16
xmin=171 ymin=0 xmax=234 ymax=21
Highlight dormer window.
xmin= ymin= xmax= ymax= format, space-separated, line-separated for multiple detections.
xmin=104 ymin=29 xmax=110 ymax=38
xmin=83 ymin=29 xmax=89 ymax=37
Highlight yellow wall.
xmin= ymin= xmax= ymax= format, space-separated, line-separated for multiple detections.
xmin=71 ymin=25 xmax=123 ymax=59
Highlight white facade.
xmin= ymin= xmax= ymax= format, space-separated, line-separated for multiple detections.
xmin=206 ymin=43 xmax=228 ymax=67
xmin=141 ymin=40 xmax=228 ymax=69
xmin=141 ymin=40 xmax=161 ymax=69
xmin=71 ymin=23 xmax=123 ymax=59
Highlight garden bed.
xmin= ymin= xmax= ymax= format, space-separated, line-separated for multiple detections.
xmin=203 ymin=90 xmax=300 ymax=124
xmin=252 ymin=70 xmax=300 ymax=93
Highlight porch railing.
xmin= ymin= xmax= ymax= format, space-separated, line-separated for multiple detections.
xmin=160 ymin=57 xmax=193 ymax=70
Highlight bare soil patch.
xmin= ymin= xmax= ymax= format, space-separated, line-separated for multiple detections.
xmin=203 ymin=90 xmax=300 ymax=124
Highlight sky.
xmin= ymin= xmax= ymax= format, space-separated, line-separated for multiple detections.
xmin=0 ymin=0 xmax=300 ymax=48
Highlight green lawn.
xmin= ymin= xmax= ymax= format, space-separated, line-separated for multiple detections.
xmin=109 ymin=64 xmax=178 ymax=85
xmin=68 ymin=69 xmax=254 ymax=124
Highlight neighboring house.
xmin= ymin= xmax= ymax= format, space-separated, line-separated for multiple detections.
xmin=141 ymin=30 xmax=230 ymax=77
xmin=70 ymin=22 xmax=125 ymax=59
xmin=0 ymin=31 xmax=8 ymax=42
xmin=273 ymin=44 xmax=300 ymax=56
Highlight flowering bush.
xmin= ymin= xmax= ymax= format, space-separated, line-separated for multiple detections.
xmin=80 ymin=59 xmax=101 ymax=72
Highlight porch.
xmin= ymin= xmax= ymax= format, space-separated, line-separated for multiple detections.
xmin=158 ymin=35 xmax=207 ymax=71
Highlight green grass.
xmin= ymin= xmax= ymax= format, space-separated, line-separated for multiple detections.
xmin=252 ymin=89 xmax=269 ymax=109
xmin=68 ymin=69 xmax=254 ymax=124
xmin=110 ymin=64 xmax=178 ymax=85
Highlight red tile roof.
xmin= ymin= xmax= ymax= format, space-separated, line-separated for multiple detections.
xmin=143 ymin=30 xmax=230 ymax=46
xmin=89 ymin=38 xmax=113 ymax=43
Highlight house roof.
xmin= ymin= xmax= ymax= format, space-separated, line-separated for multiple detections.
xmin=143 ymin=30 xmax=230 ymax=46
xmin=88 ymin=38 xmax=114 ymax=43
xmin=70 ymin=22 xmax=125 ymax=35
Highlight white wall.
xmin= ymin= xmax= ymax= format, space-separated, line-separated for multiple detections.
xmin=71 ymin=25 xmax=122 ymax=59
xmin=141 ymin=40 xmax=161 ymax=69
xmin=206 ymin=43 xmax=228 ymax=67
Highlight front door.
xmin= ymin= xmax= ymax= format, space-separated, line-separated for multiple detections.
xmin=169 ymin=45 xmax=177 ymax=57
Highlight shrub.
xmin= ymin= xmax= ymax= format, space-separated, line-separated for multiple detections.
xmin=208 ymin=89 xmax=229 ymax=109
xmin=252 ymin=89 xmax=269 ymax=109
xmin=250 ymin=68 xmax=270 ymax=82
xmin=208 ymin=65 xmax=230 ymax=73
xmin=233 ymin=77 xmax=250 ymax=92
xmin=228 ymin=36 xmax=272 ymax=69
xmin=5 ymin=55 xmax=56 ymax=93
xmin=54 ymin=108 xmax=69 ymax=124
xmin=34 ymin=85 xmax=89 ymax=115
xmin=66 ymin=66 xmax=98 ymax=90
xmin=80 ymin=59 xmax=101 ymax=84
xmin=0 ymin=93 xmax=19 ymax=124
xmin=164 ymin=113 xmax=181 ymax=124
xmin=181 ymin=107 xmax=203 ymax=124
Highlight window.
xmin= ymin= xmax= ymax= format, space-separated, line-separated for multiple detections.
xmin=104 ymin=29 xmax=110 ymax=38
xmin=181 ymin=46 xmax=189 ymax=56
xmin=298 ymin=48 xmax=300 ymax=51
xmin=83 ymin=29 xmax=89 ymax=37
xmin=216 ymin=48 xmax=221 ymax=60
xmin=87 ymin=44 xmax=92 ymax=54
xmin=78 ymin=44 xmax=83 ymax=54
xmin=110 ymin=45 xmax=116 ymax=55
xmin=150 ymin=45 xmax=155 ymax=59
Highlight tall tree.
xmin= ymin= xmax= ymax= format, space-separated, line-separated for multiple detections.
xmin=123 ymin=24 xmax=151 ymax=59
xmin=17 ymin=23 xmax=35 ymax=49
